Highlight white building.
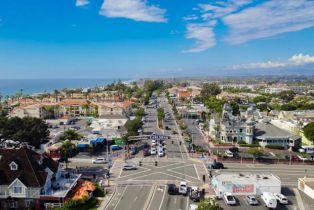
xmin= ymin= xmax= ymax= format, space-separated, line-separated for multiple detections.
xmin=298 ymin=177 xmax=314 ymax=200
xmin=211 ymin=173 xmax=281 ymax=198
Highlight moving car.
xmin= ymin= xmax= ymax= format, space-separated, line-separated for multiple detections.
xmin=179 ymin=182 xmax=188 ymax=195
xmin=261 ymin=192 xmax=277 ymax=209
xmin=274 ymin=193 xmax=288 ymax=204
xmin=92 ymin=157 xmax=107 ymax=164
xmin=122 ymin=164 xmax=137 ymax=170
xmin=245 ymin=195 xmax=258 ymax=205
xmin=189 ymin=186 xmax=201 ymax=202
xmin=208 ymin=161 xmax=224 ymax=169
xmin=167 ymin=184 xmax=177 ymax=195
xmin=150 ymin=148 xmax=157 ymax=155
xmin=223 ymin=192 xmax=236 ymax=205
xmin=172 ymin=131 xmax=178 ymax=134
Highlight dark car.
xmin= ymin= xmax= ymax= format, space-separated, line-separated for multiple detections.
xmin=167 ymin=184 xmax=177 ymax=195
xmin=130 ymin=147 xmax=138 ymax=155
xmin=165 ymin=126 xmax=171 ymax=130
xmin=208 ymin=162 xmax=224 ymax=169
xmin=172 ymin=131 xmax=178 ymax=134
xmin=143 ymin=148 xmax=150 ymax=156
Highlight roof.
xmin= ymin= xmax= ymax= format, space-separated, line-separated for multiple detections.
xmin=214 ymin=173 xmax=281 ymax=185
xmin=255 ymin=122 xmax=295 ymax=140
xmin=0 ymin=147 xmax=59 ymax=187
xmin=94 ymin=100 xmax=134 ymax=108
xmin=58 ymin=99 xmax=90 ymax=106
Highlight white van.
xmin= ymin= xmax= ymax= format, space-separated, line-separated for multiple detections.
xmin=179 ymin=181 xmax=188 ymax=195
xmin=261 ymin=192 xmax=277 ymax=209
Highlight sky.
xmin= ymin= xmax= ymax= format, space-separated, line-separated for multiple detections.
xmin=0 ymin=0 xmax=314 ymax=79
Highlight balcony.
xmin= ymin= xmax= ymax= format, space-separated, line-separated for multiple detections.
xmin=41 ymin=171 xmax=81 ymax=198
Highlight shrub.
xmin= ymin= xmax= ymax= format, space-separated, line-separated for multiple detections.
xmin=265 ymin=145 xmax=285 ymax=150
xmin=239 ymin=144 xmax=260 ymax=148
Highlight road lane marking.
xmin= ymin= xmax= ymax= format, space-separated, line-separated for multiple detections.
xmin=113 ymin=186 xmax=128 ymax=210
xmin=293 ymin=188 xmax=305 ymax=210
xmin=194 ymin=164 xmax=200 ymax=181
xmin=158 ymin=185 xmax=167 ymax=210
xmin=144 ymin=184 xmax=157 ymax=210
xmin=186 ymin=195 xmax=189 ymax=210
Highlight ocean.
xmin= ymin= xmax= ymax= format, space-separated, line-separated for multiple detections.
xmin=0 ymin=79 xmax=130 ymax=96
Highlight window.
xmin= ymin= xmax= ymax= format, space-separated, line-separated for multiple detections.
xmin=239 ymin=128 xmax=243 ymax=133
xmin=13 ymin=186 xmax=22 ymax=194
xmin=9 ymin=162 xmax=18 ymax=170
xmin=9 ymin=201 xmax=17 ymax=208
xmin=25 ymin=200 xmax=33 ymax=208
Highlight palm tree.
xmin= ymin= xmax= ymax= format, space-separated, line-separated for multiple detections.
xmin=53 ymin=89 xmax=60 ymax=102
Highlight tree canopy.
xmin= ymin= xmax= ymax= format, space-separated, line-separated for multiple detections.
xmin=0 ymin=116 xmax=49 ymax=148
xmin=197 ymin=198 xmax=222 ymax=210
xmin=200 ymin=83 xmax=221 ymax=99
xmin=278 ymin=90 xmax=296 ymax=102
xmin=304 ymin=122 xmax=314 ymax=144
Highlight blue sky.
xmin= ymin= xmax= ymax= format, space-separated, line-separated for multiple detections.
xmin=0 ymin=0 xmax=314 ymax=79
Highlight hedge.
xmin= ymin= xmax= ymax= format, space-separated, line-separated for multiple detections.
xmin=265 ymin=145 xmax=285 ymax=150
xmin=239 ymin=144 xmax=260 ymax=148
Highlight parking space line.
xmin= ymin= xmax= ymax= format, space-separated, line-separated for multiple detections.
xmin=186 ymin=195 xmax=189 ymax=210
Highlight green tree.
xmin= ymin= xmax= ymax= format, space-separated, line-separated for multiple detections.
xmin=253 ymin=95 xmax=270 ymax=104
xmin=135 ymin=108 xmax=145 ymax=118
xmin=200 ymin=83 xmax=221 ymax=100
xmin=61 ymin=130 xmax=82 ymax=141
xmin=197 ymin=198 xmax=222 ymax=210
xmin=204 ymin=97 xmax=225 ymax=115
xmin=278 ymin=90 xmax=296 ymax=102
xmin=280 ymin=103 xmax=297 ymax=111
xmin=304 ymin=122 xmax=314 ymax=144
xmin=125 ymin=117 xmax=143 ymax=136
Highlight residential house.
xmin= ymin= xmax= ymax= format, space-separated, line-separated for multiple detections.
xmin=10 ymin=103 xmax=58 ymax=119
xmin=58 ymin=99 xmax=93 ymax=117
xmin=0 ymin=147 xmax=81 ymax=210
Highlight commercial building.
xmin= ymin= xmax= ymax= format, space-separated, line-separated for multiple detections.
xmin=298 ymin=177 xmax=314 ymax=200
xmin=211 ymin=173 xmax=281 ymax=198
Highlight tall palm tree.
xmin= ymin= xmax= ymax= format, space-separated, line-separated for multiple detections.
xmin=53 ymin=89 xmax=59 ymax=102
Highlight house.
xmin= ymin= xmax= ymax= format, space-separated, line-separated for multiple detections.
xmin=209 ymin=103 xmax=255 ymax=144
xmin=94 ymin=100 xmax=133 ymax=117
xmin=255 ymin=120 xmax=301 ymax=149
xmin=0 ymin=147 xmax=81 ymax=210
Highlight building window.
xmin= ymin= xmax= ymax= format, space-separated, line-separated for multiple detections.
xmin=239 ymin=129 xmax=243 ymax=133
xmin=25 ymin=200 xmax=33 ymax=208
xmin=9 ymin=162 xmax=18 ymax=170
xmin=9 ymin=201 xmax=17 ymax=208
xmin=13 ymin=186 xmax=22 ymax=194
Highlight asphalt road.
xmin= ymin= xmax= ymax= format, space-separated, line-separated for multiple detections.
xmin=184 ymin=118 xmax=208 ymax=149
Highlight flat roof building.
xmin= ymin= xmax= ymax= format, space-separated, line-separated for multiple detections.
xmin=211 ymin=173 xmax=281 ymax=198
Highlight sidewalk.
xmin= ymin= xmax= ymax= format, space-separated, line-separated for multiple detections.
xmin=97 ymin=184 xmax=116 ymax=210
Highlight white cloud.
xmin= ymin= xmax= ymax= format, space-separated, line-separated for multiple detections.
xmin=183 ymin=15 xmax=199 ymax=21
xmin=223 ymin=0 xmax=314 ymax=44
xmin=231 ymin=53 xmax=314 ymax=70
xmin=76 ymin=0 xmax=89 ymax=7
xmin=183 ymin=22 xmax=216 ymax=53
xmin=99 ymin=0 xmax=167 ymax=23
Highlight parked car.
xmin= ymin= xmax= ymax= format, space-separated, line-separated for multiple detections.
xmin=297 ymin=155 xmax=309 ymax=161
xmin=158 ymin=149 xmax=164 ymax=157
xmin=143 ymin=148 xmax=150 ymax=156
xmin=261 ymin=192 xmax=277 ymax=209
xmin=122 ymin=164 xmax=137 ymax=170
xmin=208 ymin=161 xmax=224 ymax=169
xmin=92 ymin=157 xmax=107 ymax=164
xmin=130 ymin=147 xmax=138 ymax=155
xmin=225 ymin=150 xmax=234 ymax=157
xmin=245 ymin=195 xmax=258 ymax=205
xmin=223 ymin=192 xmax=236 ymax=205
xmin=165 ymin=126 xmax=171 ymax=130
xmin=189 ymin=204 xmax=198 ymax=210
xmin=274 ymin=193 xmax=288 ymax=204
xmin=111 ymin=145 xmax=122 ymax=151
xmin=152 ymin=140 xmax=157 ymax=147
xmin=151 ymin=148 xmax=157 ymax=155
xmin=167 ymin=184 xmax=177 ymax=195
xmin=172 ymin=131 xmax=178 ymax=134
xmin=178 ymin=182 xmax=188 ymax=195
xmin=189 ymin=186 xmax=201 ymax=202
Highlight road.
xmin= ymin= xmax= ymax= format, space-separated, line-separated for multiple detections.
xmin=184 ymin=118 xmax=208 ymax=149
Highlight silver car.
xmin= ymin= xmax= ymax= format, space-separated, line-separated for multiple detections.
xmin=245 ymin=195 xmax=258 ymax=205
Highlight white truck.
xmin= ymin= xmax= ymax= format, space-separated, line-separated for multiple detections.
xmin=261 ymin=192 xmax=277 ymax=209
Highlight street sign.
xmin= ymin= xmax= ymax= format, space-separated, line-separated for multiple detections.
xmin=114 ymin=138 xmax=126 ymax=146
xmin=150 ymin=134 xmax=169 ymax=140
